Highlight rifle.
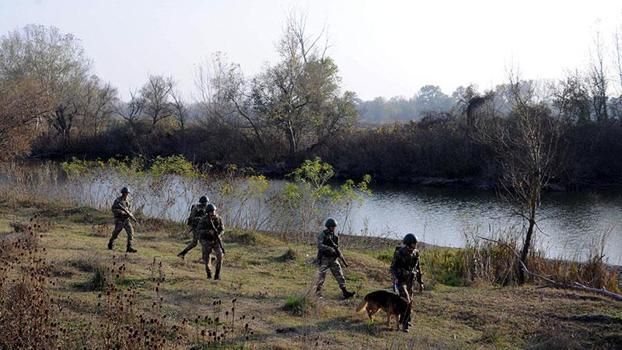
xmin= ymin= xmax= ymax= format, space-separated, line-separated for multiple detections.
xmin=119 ymin=206 xmax=139 ymax=225
xmin=326 ymin=237 xmax=348 ymax=267
xmin=208 ymin=217 xmax=226 ymax=255
xmin=414 ymin=268 xmax=423 ymax=292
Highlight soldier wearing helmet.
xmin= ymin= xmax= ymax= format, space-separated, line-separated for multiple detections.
xmin=390 ymin=233 xmax=423 ymax=332
xmin=314 ymin=218 xmax=355 ymax=299
xmin=195 ymin=203 xmax=225 ymax=280
xmin=108 ymin=187 xmax=137 ymax=253
xmin=177 ymin=196 xmax=210 ymax=260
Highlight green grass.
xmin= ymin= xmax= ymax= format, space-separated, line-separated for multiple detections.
xmin=283 ymin=295 xmax=313 ymax=316
xmin=0 ymin=200 xmax=621 ymax=349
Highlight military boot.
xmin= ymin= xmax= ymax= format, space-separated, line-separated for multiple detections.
xmin=206 ymin=269 xmax=212 ymax=279
xmin=126 ymin=247 xmax=137 ymax=253
xmin=176 ymin=251 xmax=186 ymax=259
xmin=341 ymin=287 xmax=355 ymax=299
xmin=107 ymin=240 xmax=113 ymax=250
xmin=214 ymin=267 xmax=221 ymax=280
xmin=314 ymin=286 xmax=323 ymax=299
xmin=401 ymin=308 xmax=412 ymax=332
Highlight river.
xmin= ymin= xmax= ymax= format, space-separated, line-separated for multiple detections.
xmin=2 ymin=165 xmax=620 ymax=265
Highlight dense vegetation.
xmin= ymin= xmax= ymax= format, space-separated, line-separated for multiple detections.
xmin=2 ymin=23 xmax=622 ymax=188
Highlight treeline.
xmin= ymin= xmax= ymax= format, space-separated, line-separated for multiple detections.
xmin=357 ymin=85 xmax=457 ymax=124
xmin=2 ymin=22 xmax=622 ymax=188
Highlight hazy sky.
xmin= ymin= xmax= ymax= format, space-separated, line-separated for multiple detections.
xmin=1 ymin=0 xmax=622 ymax=100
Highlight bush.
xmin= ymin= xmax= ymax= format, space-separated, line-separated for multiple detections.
xmin=422 ymin=248 xmax=464 ymax=287
xmin=276 ymin=248 xmax=297 ymax=262
xmin=150 ymin=155 xmax=198 ymax=178
xmin=283 ymin=295 xmax=313 ymax=316
xmin=226 ymin=232 xmax=258 ymax=246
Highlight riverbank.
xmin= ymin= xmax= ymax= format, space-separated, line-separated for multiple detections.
xmin=0 ymin=198 xmax=621 ymax=349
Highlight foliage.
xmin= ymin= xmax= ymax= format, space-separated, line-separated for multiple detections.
xmin=0 ymin=78 xmax=53 ymax=161
xmin=61 ymin=155 xmax=201 ymax=179
xmin=279 ymin=157 xmax=371 ymax=233
xmin=150 ymin=155 xmax=198 ymax=178
xmin=421 ymin=248 xmax=465 ymax=287
xmin=61 ymin=157 xmax=106 ymax=177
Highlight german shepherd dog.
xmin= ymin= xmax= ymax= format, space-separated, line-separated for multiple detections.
xmin=356 ymin=290 xmax=410 ymax=330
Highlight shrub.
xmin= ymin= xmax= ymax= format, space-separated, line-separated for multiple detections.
xmin=283 ymin=295 xmax=313 ymax=316
xmin=276 ymin=248 xmax=297 ymax=262
xmin=150 ymin=155 xmax=198 ymax=178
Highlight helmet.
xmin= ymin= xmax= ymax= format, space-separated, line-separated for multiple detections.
xmin=206 ymin=204 xmax=216 ymax=213
xmin=403 ymin=233 xmax=418 ymax=246
xmin=324 ymin=218 xmax=337 ymax=228
xmin=121 ymin=187 xmax=130 ymax=194
xmin=199 ymin=196 xmax=209 ymax=204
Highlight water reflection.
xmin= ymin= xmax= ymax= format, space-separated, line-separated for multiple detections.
xmin=341 ymin=185 xmax=622 ymax=265
xmin=6 ymin=166 xmax=621 ymax=265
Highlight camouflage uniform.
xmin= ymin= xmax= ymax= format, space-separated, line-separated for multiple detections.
xmin=390 ymin=246 xmax=421 ymax=302
xmin=390 ymin=246 xmax=421 ymax=330
xmin=196 ymin=213 xmax=224 ymax=279
xmin=109 ymin=196 xmax=134 ymax=250
xmin=314 ymin=229 xmax=347 ymax=294
xmin=178 ymin=203 xmax=208 ymax=257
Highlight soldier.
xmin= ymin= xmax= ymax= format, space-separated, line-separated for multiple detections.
xmin=108 ymin=187 xmax=137 ymax=253
xmin=196 ymin=204 xmax=225 ymax=280
xmin=390 ymin=233 xmax=423 ymax=332
xmin=177 ymin=196 xmax=209 ymax=259
xmin=315 ymin=218 xmax=356 ymax=299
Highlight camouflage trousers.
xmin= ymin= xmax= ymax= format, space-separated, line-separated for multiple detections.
xmin=394 ymin=278 xmax=414 ymax=303
xmin=394 ymin=277 xmax=414 ymax=329
xmin=315 ymin=256 xmax=346 ymax=293
xmin=199 ymin=238 xmax=223 ymax=277
xmin=109 ymin=218 xmax=134 ymax=248
xmin=179 ymin=228 xmax=199 ymax=256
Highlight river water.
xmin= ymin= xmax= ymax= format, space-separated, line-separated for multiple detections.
xmin=342 ymin=185 xmax=622 ymax=265
xmin=3 ymin=165 xmax=620 ymax=265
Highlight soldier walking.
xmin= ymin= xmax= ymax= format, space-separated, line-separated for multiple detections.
xmin=196 ymin=204 xmax=225 ymax=280
xmin=390 ymin=233 xmax=423 ymax=332
xmin=315 ymin=218 xmax=355 ymax=299
xmin=108 ymin=187 xmax=137 ymax=253
xmin=177 ymin=196 xmax=209 ymax=259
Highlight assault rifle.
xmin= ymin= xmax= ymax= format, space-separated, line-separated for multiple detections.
xmin=119 ymin=206 xmax=139 ymax=225
xmin=326 ymin=237 xmax=348 ymax=267
xmin=208 ymin=217 xmax=226 ymax=255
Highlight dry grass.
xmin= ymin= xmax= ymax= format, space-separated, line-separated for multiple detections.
xmin=0 ymin=200 xmax=620 ymax=349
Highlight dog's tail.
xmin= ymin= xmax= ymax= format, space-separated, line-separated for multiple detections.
xmin=355 ymin=299 xmax=367 ymax=313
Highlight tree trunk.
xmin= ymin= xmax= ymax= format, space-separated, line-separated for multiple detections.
xmin=518 ymin=191 xmax=537 ymax=284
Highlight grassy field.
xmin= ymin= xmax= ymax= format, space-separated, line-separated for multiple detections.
xmin=0 ymin=199 xmax=621 ymax=349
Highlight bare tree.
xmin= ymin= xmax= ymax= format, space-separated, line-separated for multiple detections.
xmin=195 ymin=52 xmax=265 ymax=146
xmin=79 ymin=76 xmax=118 ymax=135
xmin=553 ymin=71 xmax=591 ymax=123
xmin=170 ymin=89 xmax=188 ymax=130
xmin=250 ymin=13 xmax=357 ymax=155
xmin=0 ymin=78 xmax=53 ymax=160
xmin=589 ymin=32 xmax=609 ymax=122
xmin=140 ymin=75 xmax=174 ymax=131
xmin=616 ymin=29 xmax=622 ymax=92
xmin=469 ymin=73 xmax=565 ymax=284
xmin=115 ymin=91 xmax=144 ymax=129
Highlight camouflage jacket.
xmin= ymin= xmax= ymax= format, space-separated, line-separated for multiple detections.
xmin=317 ymin=229 xmax=339 ymax=258
xmin=111 ymin=196 xmax=132 ymax=220
xmin=196 ymin=214 xmax=224 ymax=240
xmin=186 ymin=203 xmax=208 ymax=228
xmin=390 ymin=246 xmax=421 ymax=282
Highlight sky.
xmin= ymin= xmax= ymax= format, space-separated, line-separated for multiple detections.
xmin=1 ymin=0 xmax=622 ymax=101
